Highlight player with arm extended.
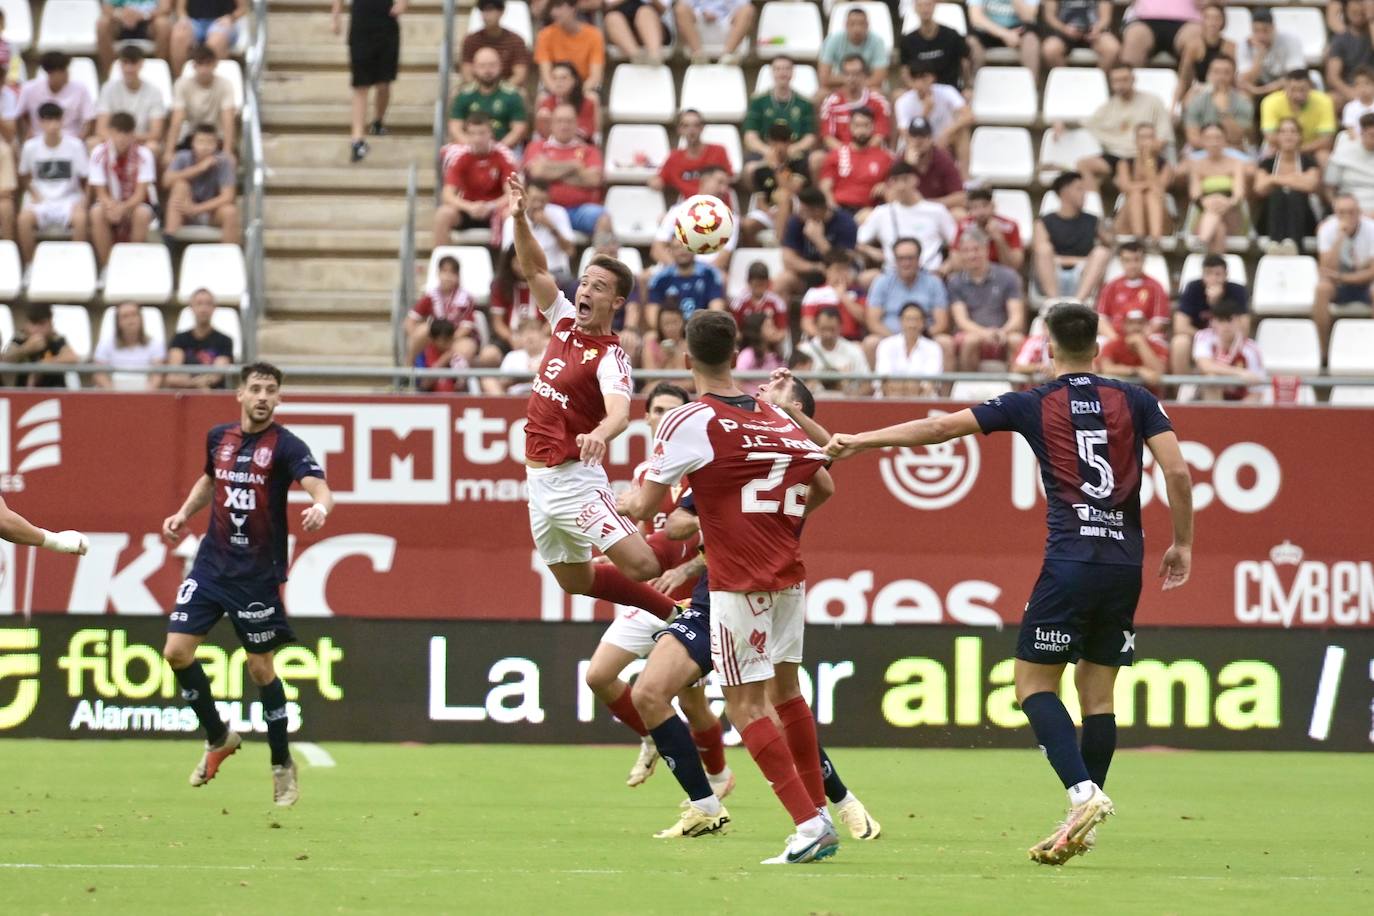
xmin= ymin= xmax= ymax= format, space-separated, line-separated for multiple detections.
xmin=632 ymin=372 xmax=882 ymax=842
xmin=622 ymin=310 xmax=841 ymax=865
xmin=0 ymin=502 xmax=89 ymax=555
xmin=825 ymin=301 xmax=1194 ymax=865
xmin=160 ymin=363 xmax=335 ymax=807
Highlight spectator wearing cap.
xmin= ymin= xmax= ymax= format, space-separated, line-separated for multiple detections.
xmin=1075 ymin=64 xmax=1175 ymax=193
xmin=1099 ymin=307 xmax=1169 ymax=394
xmin=1095 ymin=240 xmax=1170 ymax=340
xmin=17 ymin=102 xmax=90 ymax=262
xmin=1182 ymin=53 xmax=1254 ymax=153
xmin=817 ymin=55 xmax=893 ymax=174
xmin=1256 ymin=116 xmax=1319 ymax=251
xmin=524 ymin=102 xmax=611 ymax=237
xmin=163 ymin=123 xmax=241 ymax=242
xmin=1191 ymin=299 xmax=1264 ymax=401
xmin=873 ymin=302 xmax=944 ymax=398
xmin=779 ymin=186 xmax=858 ymax=301
xmin=819 ymin=7 xmax=889 ymax=91
xmin=947 ymin=229 xmax=1026 ymax=370
xmin=448 ymin=47 xmax=529 ymax=149
xmin=1260 ymin=70 xmax=1336 ymax=165
xmin=864 ymin=236 xmax=952 ymax=368
xmin=534 ymin=0 xmax=605 ymax=92
xmin=1032 ymin=171 xmax=1112 ymax=302
xmin=98 ymin=1 xmax=173 ymax=74
xmin=742 ymin=57 xmax=818 ymax=183
xmin=604 ymin=0 xmax=671 ymax=67
xmin=89 ymin=111 xmax=158 ymax=265
xmin=1041 ymin=0 xmax=1119 ymax=71
xmin=167 ymin=46 xmax=239 ymax=164
xmin=1325 ymin=0 xmax=1374 ymax=112
xmin=856 ymin=160 xmax=955 ymax=277
xmin=16 ymin=52 xmax=96 ymax=141
xmin=96 ymin=45 xmax=167 ymax=159
xmin=819 ymin=108 xmax=893 ymax=220
xmin=901 ymin=116 xmax=965 ymax=213
xmin=967 ymin=0 xmax=1042 ymax=81
xmin=461 ymin=0 xmax=532 ymax=88
xmin=1325 ymin=111 xmax=1374 ymax=215
xmin=727 ymin=261 xmax=790 ymax=349
xmin=893 ymin=64 xmax=972 ymax=172
xmin=1237 ymin=8 xmax=1306 ymax=99
xmin=433 ymin=111 xmax=518 ymax=243
xmin=900 ymin=0 xmax=971 ymax=90
xmin=651 ymin=108 xmax=733 ymax=202
xmin=954 ymin=188 xmax=1024 ymax=271
xmin=1313 ymin=193 xmax=1374 ymax=348
xmin=675 ymin=0 xmax=756 ymax=66
xmin=1172 ymin=252 xmax=1249 ymax=373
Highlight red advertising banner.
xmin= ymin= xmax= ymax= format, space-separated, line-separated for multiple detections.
xmin=1 ymin=392 xmax=1371 ymax=629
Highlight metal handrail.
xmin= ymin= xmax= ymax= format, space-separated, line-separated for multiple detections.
xmin=394 ymin=163 xmax=419 ymax=372
xmin=435 ymin=0 xmax=457 ymax=204
xmin=239 ymin=0 xmax=270 ymax=363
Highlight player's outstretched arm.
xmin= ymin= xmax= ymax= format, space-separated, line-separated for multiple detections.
xmin=506 ymin=176 xmax=561 ymax=313
xmin=299 ymin=476 xmax=335 ymax=533
xmin=825 ymin=409 xmax=983 ymax=461
xmin=1147 ymin=430 xmax=1194 ymax=590
xmin=162 ymin=474 xmax=215 ymax=544
xmin=0 ymin=496 xmax=89 ymax=555
xmin=652 ymin=550 xmax=706 ymax=595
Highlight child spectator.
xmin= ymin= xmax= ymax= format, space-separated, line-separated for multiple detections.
xmin=652 ymin=108 xmax=732 ymax=202
xmin=727 ymin=261 xmax=789 ymax=347
xmin=433 ymin=111 xmax=517 ymax=243
xmin=735 ymin=312 xmax=786 ymax=394
xmin=801 ymin=249 xmax=866 ymax=342
xmin=2 ymin=303 xmax=79 ymax=387
xmin=163 ymin=123 xmax=240 ymax=242
xmin=17 ymin=103 xmax=89 ymax=262
xmin=405 ymin=254 xmax=480 ymax=363
xmin=415 ymin=319 xmax=461 ymax=393
xmin=1098 ymin=308 xmax=1169 ymax=395
xmin=1172 ymin=253 xmax=1249 ymax=372
xmin=88 ymin=111 xmax=157 ymax=264
xmin=93 ymin=301 xmax=166 ymax=390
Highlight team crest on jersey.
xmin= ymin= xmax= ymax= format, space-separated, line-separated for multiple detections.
xmin=218 ymin=443 xmax=235 ymax=462
xmin=253 ymin=446 xmax=273 ymax=468
xmin=581 ymin=348 xmax=599 ymax=364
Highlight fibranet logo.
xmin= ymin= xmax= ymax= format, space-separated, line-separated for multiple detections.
xmin=1235 ymin=540 xmax=1374 ymax=627
xmin=57 ymin=629 xmax=343 ymax=734
xmin=0 ymin=628 xmax=40 ymax=729
xmin=0 ymin=398 xmax=63 ymax=493
xmin=881 ymin=636 xmax=1279 ymax=731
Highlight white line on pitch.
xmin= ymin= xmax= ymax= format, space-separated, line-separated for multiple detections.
xmin=293 ymin=742 xmax=335 ymax=767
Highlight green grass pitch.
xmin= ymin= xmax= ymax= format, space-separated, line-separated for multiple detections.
xmin=2 ymin=740 xmax=1370 ymax=914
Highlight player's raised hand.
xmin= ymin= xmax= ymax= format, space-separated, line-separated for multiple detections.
xmin=1158 ymin=544 xmax=1192 ymax=591
xmin=824 ymin=433 xmax=862 ymax=461
xmin=301 ymin=504 xmax=329 ymax=533
xmin=506 ymin=175 xmax=527 ymax=218
xmin=578 ymin=430 xmax=609 ymax=467
xmin=162 ymin=512 xmax=188 ymax=544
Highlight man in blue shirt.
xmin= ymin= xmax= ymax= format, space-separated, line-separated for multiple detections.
xmin=647 ymin=239 xmax=726 ymax=330
xmin=864 ymin=236 xmax=952 ymax=359
xmin=780 ymin=186 xmax=859 ymax=302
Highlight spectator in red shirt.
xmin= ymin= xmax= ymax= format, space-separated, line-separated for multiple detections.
xmin=801 ymin=249 xmax=868 ymax=341
xmin=415 ymin=319 xmax=462 ymax=393
xmin=404 ymin=254 xmax=481 ymax=363
xmin=902 ymin=116 xmax=965 ymax=213
xmin=954 ymin=188 xmax=1025 ymax=271
xmin=532 ymin=61 xmax=600 ymax=143
xmin=1095 ymin=240 xmax=1170 ymax=340
xmin=433 ymin=111 xmax=517 ymax=244
xmin=651 ymin=108 xmax=733 ymax=202
xmin=815 ymin=55 xmax=892 ymax=173
xmin=1099 ymin=308 xmax=1169 ymax=395
xmin=727 ymin=260 xmax=790 ymax=348
xmin=819 ymin=108 xmax=893 ymax=220
xmin=524 ymin=102 xmax=611 ymax=236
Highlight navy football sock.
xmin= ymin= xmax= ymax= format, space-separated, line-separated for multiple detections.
xmin=1021 ymin=692 xmax=1091 ymax=790
xmin=1080 ymin=713 xmax=1117 ymax=788
xmin=259 ymin=678 xmax=291 ymax=767
xmin=818 ymin=746 xmax=850 ymax=805
xmin=173 ymin=661 xmax=227 ymax=745
xmin=649 ymin=716 xmax=714 ymax=804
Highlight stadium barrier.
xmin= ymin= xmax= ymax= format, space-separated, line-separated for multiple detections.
xmin=1 ymin=392 xmax=1371 ymax=635
xmin=1 ymin=618 xmax=1370 ymax=750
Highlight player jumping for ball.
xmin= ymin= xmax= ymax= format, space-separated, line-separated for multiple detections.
xmin=631 ymin=370 xmax=882 ymax=842
xmin=623 ymin=311 xmax=841 ymax=865
xmin=161 ymin=363 xmax=335 ymax=806
xmin=507 ymin=176 xmax=683 ymax=752
xmin=825 ymin=301 xmax=1194 ymax=865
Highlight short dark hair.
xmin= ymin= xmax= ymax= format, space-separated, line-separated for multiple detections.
xmin=1201 ymin=253 xmax=1227 ymax=271
xmin=527 ymin=177 xmax=551 ymax=193
xmin=191 ymin=45 xmax=217 ymax=65
xmin=764 ymin=122 xmax=793 ymax=143
xmin=241 ymin=362 xmax=285 ymax=386
xmin=24 ymin=303 xmax=53 ymax=324
xmin=888 ymin=160 xmax=917 ymax=179
xmin=798 ymin=186 xmax=827 ymax=209
xmin=437 ymin=255 xmax=460 ymax=273
xmin=824 ymin=248 xmax=853 ymax=269
xmin=1109 ymin=62 xmax=1133 ymax=75
xmin=465 ymin=110 xmax=492 ymax=128
xmin=549 ymin=0 xmax=576 ymax=8
xmin=685 ymin=309 xmax=738 ymax=367
xmin=39 ymin=51 xmax=70 ymax=73
xmin=1117 ymin=239 xmax=1144 ymax=256
xmin=1208 ymin=53 xmax=1236 ymax=71
xmin=677 ymin=107 xmax=703 ymax=124
xmin=850 ymin=107 xmax=875 ymax=123
xmin=789 ymin=377 xmax=817 ymax=418
xmin=967 ymin=187 xmax=993 ymax=203
xmin=1044 ymin=301 xmax=1100 ymax=361
xmin=772 ymin=54 xmax=795 ymax=67
xmin=747 ymin=260 xmax=770 ymax=280
xmin=841 ymin=54 xmax=869 ymax=74
xmin=1355 ymin=65 xmax=1374 ymax=82
xmin=1286 ymin=69 xmax=1311 ymax=83
xmin=1360 ymin=112 xmax=1374 ymax=131
xmin=430 ymin=318 xmax=457 ymax=339
xmin=117 ymin=44 xmax=144 ymax=63
xmin=477 ymin=0 xmax=505 ymax=9
xmin=816 ymin=306 xmax=842 ymax=324
xmin=1050 ymin=171 xmax=1081 ymax=194
xmin=647 ymin=381 xmax=691 ymax=408
xmin=1211 ymin=298 xmax=1240 ymax=321
xmin=899 ymin=301 xmax=928 ymax=321
xmin=191 ymin=122 xmax=219 ymax=139
xmin=587 ymin=254 xmax=634 ymax=300
xmin=37 ymin=102 xmax=63 ymax=121
xmin=893 ymin=236 xmax=922 ymax=257
xmin=108 ymin=111 xmax=136 ymax=133
xmin=697 ymin=164 xmax=728 ymax=182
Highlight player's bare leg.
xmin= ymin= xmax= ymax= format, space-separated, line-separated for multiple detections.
xmin=677 ymin=685 xmax=733 ymax=798
xmin=585 ymin=640 xmax=658 ymax=785
xmin=163 ymin=632 xmax=240 ymax=787
xmin=245 ymin=649 xmax=298 ymax=807
xmin=548 ymin=533 xmax=675 ymax=621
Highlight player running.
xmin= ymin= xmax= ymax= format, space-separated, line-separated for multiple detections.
xmin=825 ymin=301 xmax=1194 ymax=865
xmin=623 ymin=311 xmax=841 ymax=865
xmin=161 ymin=363 xmax=335 ymax=807
xmin=632 ymin=372 xmax=881 ymax=842
xmin=587 ymin=382 xmax=727 ymax=791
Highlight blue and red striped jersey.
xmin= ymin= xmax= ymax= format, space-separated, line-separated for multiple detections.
xmin=192 ymin=422 xmax=324 ymax=584
xmin=971 ymin=374 xmax=1174 ymax=566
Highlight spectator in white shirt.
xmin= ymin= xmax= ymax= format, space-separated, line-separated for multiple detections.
xmin=856 ymin=160 xmax=956 ymax=279
xmin=17 ymin=103 xmax=90 ymax=262
xmin=1314 ymin=192 xmax=1374 ymax=348
xmin=1192 ymin=299 xmax=1264 ymax=401
xmin=500 ymin=179 xmax=575 ymax=282
xmin=798 ymin=306 xmax=870 ymax=396
xmin=93 ymin=301 xmax=166 ymax=390
xmin=88 ymin=111 xmax=158 ymax=264
xmin=1341 ymin=67 xmax=1374 ymax=140
xmin=873 ymin=302 xmax=944 ymax=397
xmin=482 ymin=317 xmax=550 ymax=395
xmin=96 ymin=45 xmax=168 ymax=158
xmin=893 ymin=64 xmax=972 ymax=170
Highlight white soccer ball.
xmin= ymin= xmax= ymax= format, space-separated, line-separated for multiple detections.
xmin=673 ymin=194 xmax=735 ymax=255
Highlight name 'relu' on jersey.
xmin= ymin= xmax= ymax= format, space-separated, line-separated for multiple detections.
xmin=523 ymin=294 xmax=633 ymax=466
xmin=971 ymin=374 xmax=1174 ymax=566
xmin=195 ymin=422 xmax=324 ymax=584
xmin=645 ymin=396 xmax=827 ymax=592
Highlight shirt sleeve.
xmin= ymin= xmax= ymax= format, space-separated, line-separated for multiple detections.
xmin=645 ymin=405 xmax=714 ymax=485
xmin=1259 ymin=94 xmax=1280 ymax=133
xmin=595 ymin=346 xmax=633 ymax=401
xmin=833 ymin=212 xmax=859 ymax=249
xmin=137 ymin=149 xmax=156 ymax=184
xmin=970 ymin=390 xmax=1032 ymax=435
xmin=96 ymin=82 xmax=114 ymax=115
xmin=410 ymin=294 xmax=434 ymax=321
xmin=281 ymin=431 xmax=326 ymax=482
xmin=203 ymin=427 xmax=217 ymax=476
xmin=1134 ymin=387 xmax=1175 ymax=439
xmin=1191 ymin=330 xmax=1210 ymax=362
xmin=541 ymin=291 xmax=576 ymax=324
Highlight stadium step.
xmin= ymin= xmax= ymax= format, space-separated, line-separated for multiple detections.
xmin=266 ymin=166 xmax=437 ymax=193
xmin=265 ymin=227 xmax=436 ymax=255
xmin=265 ymin=12 xmax=449 ymax=49
xmin=263 ymin=194 xmax=435 ymax=229
xmin=263 ymin=132 xmax=435 ymax=168
xmin=269 ymin=0 xmax=449 ymax=11
xmin=262 ymin=102 xmax=436 ymax=133
xmin=265 ymin=291 xmax=394 ymax=321
xmin=260 ymin=42 xmax=444 ymax=71
xmin=261 ymin=72 xmax=456 ymax=108
xmin=257 ymin=319 xmax=395 ymax=359
xmin=265 ymin=257 xmax=402 ymax=293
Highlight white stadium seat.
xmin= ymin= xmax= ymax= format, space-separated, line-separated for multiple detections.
xmin=950 ymin=380 xmax=1011 ymax=402
xmin=1179 ymin=253 xmax=1248 ymax=288
xmin=1133 ymin=68 xmax=1179 ymax=111
xmin=464 ymin=0 xmax=533 ymax=45
xmin=0 ymin=305 xmax=12 ymax=347
xmin=178 ymin=244 xmax=245 ymax=306
xmin=97 ymin=304 xmax=166 ymax=347
xmin=1328 ymin=319 xmax=1374 ymax=374
xmin=680 ymin=65 xmax=748 ymax=123
xmin=1222 ymin=7 xmax=1251 ymax=47
xmin=1103 ymin=253 xmax=1173 ymax=293
xmin=702 ymin=124 xmax=743 ymax=175
xmin=1272 ymin=8 xmax=1327 ymax=66
xmin=607 ymin=64 xmax=675 ymax=124
xmin=181 ymin=60 xmax=245 ymax=110
xmin=1256 ymin=318 xmax=1321 ymax=372
xmin=901 ymin=1 xmax=968 ymax=35
xmin=827 ymin=3 xmax=896 ymax=51
xmin=757 ymin=2 xmax=825 ymax=61
xmin=991 ymin=189 xmax=1034 ymax=243
xmin=1330 ymin=386 xmax=1374 ymax=405
xmin=969 ymin=127 xmax=1034 ymax=186
xmin=0 ymin=0 xmax=33 ymax=52
xmin=103 ymin=243 xmax=173 ymax=305
xmin=38 ymin=0 xmax=99 ymax=54
xmin=1252 ymin=255 xmax=1319 ymax=314
xmin=971 ymin=67 xmax=1036 ymax=126
xmin=727 ymin=248 xmax=785 ymax=297
xmin=754 ymin=63 xmax=820 ymax=98
xmin=603 ymin=124 xmax=670 ymax=183
xmin=176 ymin=306 xmax=244 ymax=360
xmin=1038 ymin=127 xmax=1102 ymax=185
xmin=1039 ymin=189 xmax=1105 ymax=218
xmin=64 ymin=57 xmax=100 ymax=103
xmin=604 ymin=186 xmax=666 ymax=246
xmin=1042 ymin=67 xmax=1107 ymax=124
xmin=0 ymin=240 xmax=21 ymax=300
xmin=28 ymin=242 xmax=97 ymax=303
xmin=578 ymin=246 xmax=644 ymax=278
xmin=50 ymin=304 xmax=92 ymax=361
xmin=428 ymin=246 xmax=494 ymax=306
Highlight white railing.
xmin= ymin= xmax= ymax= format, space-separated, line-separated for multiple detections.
xmin=434 ymin=0 xmax=457 ymax=204
xmin=239 ymin=0 xmax=270 ymax=362
xmin=393 ymin=163 xmax=419 ymax=372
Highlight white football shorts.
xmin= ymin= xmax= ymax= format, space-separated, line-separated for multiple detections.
xmin=709 ymin=583 xmax=805 ymax=687
xmin=526 ymin=461 xmax=638 ymax=565
xmin=600 ymin=604 xmax=666 ymax=656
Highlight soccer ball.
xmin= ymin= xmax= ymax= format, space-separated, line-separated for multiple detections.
xmin=673 ymin=195 xmax=735 ymax=255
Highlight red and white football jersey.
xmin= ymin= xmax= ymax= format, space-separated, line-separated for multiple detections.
xmin=1096 ymin=276 xmax=1171 ymax=331
xmin=633 ymin=460 xmax=701 ymax=601
xmin=524 ymin=294 xmax=633 ymax=466
xmin=646 ymin=396 xmax=827 ymax=592
xmin=1192 ymin=327 xmax=1264 ymax=400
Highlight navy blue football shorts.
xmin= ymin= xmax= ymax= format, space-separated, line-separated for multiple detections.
xmin=657 ymin=605 xmax=714 ymax=677
xmin=168 ymin=574 xmax=296 ymax=654
xmin=1018 ymin=559 xmax=1141 ymax=667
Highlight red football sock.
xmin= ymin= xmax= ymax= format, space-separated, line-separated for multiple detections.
xmin=691 ymin=721 xmax=727 ymax=776
xmin=741 ymin=717 xmax=816 ymax=825
xmin=605 ymin=682 xmax=648 ymax=737
xmin=587 ymin=565 xmax=676 ymax=620
xmin=775 ymin=696 xmax=825 ymax=808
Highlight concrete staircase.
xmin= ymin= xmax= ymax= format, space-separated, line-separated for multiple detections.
xmin=256 ymin=0 xmax=457 ymax=371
